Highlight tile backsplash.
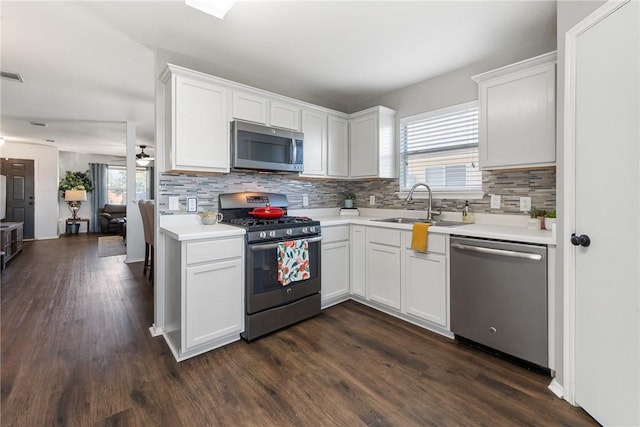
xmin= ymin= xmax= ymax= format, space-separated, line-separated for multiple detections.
xmin=159 ymin=167 xmax=555 ymax=216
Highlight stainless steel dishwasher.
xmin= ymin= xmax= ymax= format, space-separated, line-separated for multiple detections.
xmin=450 ymin=236 xmax=548 ymax=367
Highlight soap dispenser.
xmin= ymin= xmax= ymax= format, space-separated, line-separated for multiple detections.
xmin=462 ymin=200 xmax=473 ymax=224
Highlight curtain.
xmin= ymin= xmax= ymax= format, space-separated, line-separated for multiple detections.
xmin=89 ymin=163 xmax=108 ymax=233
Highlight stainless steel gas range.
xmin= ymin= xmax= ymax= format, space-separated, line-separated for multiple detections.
xmin=219 ymin=192 xmax=322 ymax=341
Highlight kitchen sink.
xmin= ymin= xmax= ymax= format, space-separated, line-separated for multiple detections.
xmin=371 ymin=217 xmax=466 ymax=227
xmin=371 ymin=217 xmax=429 ymax=224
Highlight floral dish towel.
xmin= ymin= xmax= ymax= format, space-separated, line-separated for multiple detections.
xmin=277 ymin=240 xmax=310 ymax=286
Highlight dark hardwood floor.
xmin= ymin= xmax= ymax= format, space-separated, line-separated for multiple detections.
xmin=1 ymin=235 xmax=597 ymax=426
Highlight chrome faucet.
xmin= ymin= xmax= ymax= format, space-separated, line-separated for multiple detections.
xmin=406 ymin=182 xmax=433 ymax=220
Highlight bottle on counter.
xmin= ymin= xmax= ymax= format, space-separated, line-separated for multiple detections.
xmin=462 ymin=200 xmax=474 ymax=224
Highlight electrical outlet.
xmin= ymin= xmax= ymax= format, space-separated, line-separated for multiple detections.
xmin=302 ymin=194 xmax=309 ymax=207
xmin=169 ymin=196 xmax=179 ymax=211
xmin=490 ymin=194 xmax=501 ymax=209
xmin=520 ymin=196 xmax=532 ymax=212
xmin=187 ymin=197 xmax=197 ymax=212
xmin=369 ymin=195 xmax=376 ymax=206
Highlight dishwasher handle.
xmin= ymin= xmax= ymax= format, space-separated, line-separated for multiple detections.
xmin=451 ymin=243 xmax=543 ymax=261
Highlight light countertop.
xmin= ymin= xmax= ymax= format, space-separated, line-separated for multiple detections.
xmin=160 ymin=211 xmax=556 ymax=245
xmin=160 ymin=216 xmax=246 ymax=242
xmin=313 ymin=215 xmax=555 ymax=245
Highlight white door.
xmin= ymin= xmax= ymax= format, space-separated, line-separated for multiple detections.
xmin=567 ymin=1 xmax=639 ymax=425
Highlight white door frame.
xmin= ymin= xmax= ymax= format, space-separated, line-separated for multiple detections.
xmin=562 ymin=0 xmax=631 ymax=406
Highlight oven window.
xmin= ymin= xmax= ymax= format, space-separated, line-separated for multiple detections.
xmin=250 ymin=241 xmax=319 ymax=295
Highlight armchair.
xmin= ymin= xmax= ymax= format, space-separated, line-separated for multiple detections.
xmin=98 ymin=204 xmax=127 ymax=234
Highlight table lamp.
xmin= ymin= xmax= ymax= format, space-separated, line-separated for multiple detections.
xmin=65 ymin=190 xmax=87 ymax=220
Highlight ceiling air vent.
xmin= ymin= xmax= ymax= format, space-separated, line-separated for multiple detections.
xmin=1 ymin=71 xmax=24 ymax=83
xmin=29 ymin=121 xmax=48 ymax=127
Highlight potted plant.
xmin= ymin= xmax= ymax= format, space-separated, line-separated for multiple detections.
xmin=528 ymin=207 xmax=542 ymax=230
xmin=59 ymin=171 xmax=93 ymax=233
xmin=343 ymin=193 xmax=356 ymax=209
xmin=545 ymin=210 xmax=557 ymax=231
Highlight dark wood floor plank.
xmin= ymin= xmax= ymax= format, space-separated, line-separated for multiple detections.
xmin=1 ymin=235 xmax=597 ymax=426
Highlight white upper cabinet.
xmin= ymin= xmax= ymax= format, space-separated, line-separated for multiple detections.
xmin=160 ymin=64 xmax=230 ymax=173
xmin=349 ymin=106 xmax=397 ymax=178
xmin=300 ymin=109 xmax=327 ymax=177
xmin=158 ymin=64 xmax=396 ymax=178
xmin=327 ymin=115 xmax=349 ymax=178
xmin=232 ymin=91 xmax=268 ymax=124
xmin=270 ymin=100 xmax=301 ymax=131
xmin=473 ymin=52 xmax=557 ymax=170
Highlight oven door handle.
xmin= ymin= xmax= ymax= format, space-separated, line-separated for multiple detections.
xmin=250 ymin=236 xmax=322 ymax=251
xmin=451 ymin=243 xmax=543 ymax=261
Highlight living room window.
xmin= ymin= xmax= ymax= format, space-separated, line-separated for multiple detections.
xmin=399 ymin=101 xmax=482 ymax=198
xmin=107 ymin=166 xmax=151 ymax=204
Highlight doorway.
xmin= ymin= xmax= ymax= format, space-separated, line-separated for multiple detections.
xmin=1 ymin=158 xmax=35 ymax=239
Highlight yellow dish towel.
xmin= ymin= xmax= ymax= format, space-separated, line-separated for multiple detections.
xmin=411 ymin=223 xmax=431 ymax=252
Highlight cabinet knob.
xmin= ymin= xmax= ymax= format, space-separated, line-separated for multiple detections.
xmin=489 ymin=326 xmax=497 ymax=334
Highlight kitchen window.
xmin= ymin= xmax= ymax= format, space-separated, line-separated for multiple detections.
xmin=400 ymin=101 xmax=482 ymax=198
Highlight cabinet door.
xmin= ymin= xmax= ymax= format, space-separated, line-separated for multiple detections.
xmin=232 ymin=91 xmax=268 ymax=124
xmin=270 ymin=101 xmax=301 ymax=130
xmin=479 ymin=62 xmax=556 ymax=169
xmin=184 ymin=258 xmax=243 ymax=349
xmin=349 ymin=112 xmax=378 ymax=178
xmin=367 ymin=243 xmax=401 ymax=309
xmin=173 ymin=75 xmax=229 ymax=172
xmin=300 ymin=109 xmax=327 ymax=177
xmin=405 ymin=251 xmax=447 ymax=327
xmin=350 ymin=225 xmax=366 ymax=297
xmin=321 ymin=240 xmax=350 ymax=303
xmin=327 ymin=115 xmax=349 ymax=178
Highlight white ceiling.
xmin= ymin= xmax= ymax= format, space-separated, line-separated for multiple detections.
xmin=0 ymin=0 xmax=556 ymax=157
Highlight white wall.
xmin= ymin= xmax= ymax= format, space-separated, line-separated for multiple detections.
xmin=0 ymin=142 xmax=59 ymax=239
xmin=351 ymin=39 xmax=556 ymax=116
xmin=58 ymin=151 xmax=124 ymax=233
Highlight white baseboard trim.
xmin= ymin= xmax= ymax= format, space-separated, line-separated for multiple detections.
xmin=548 ymin=378 xmax=564 ymax=399
xmin=149 ymin=324 xmax=162 ymax=337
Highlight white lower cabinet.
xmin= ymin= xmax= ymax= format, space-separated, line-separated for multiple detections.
xmin=185 ymin=258 xmax=243 ymax=349
xmin=344 ymin=225 xmax=450 ymax=335
xmin=350 ymin=225 xmax=367 ymax=297
xmin=321 ymin=226 xmax=350 ymax=307
xmin=366 ymin=228 xmax=402 ymax=310
xmin=404 ymin=250 xmax=447 ymax=327
xmin=163 ymin=234 xmax=244 ymax=361
xmin=401 ymin=232 xmax=449 ymax=329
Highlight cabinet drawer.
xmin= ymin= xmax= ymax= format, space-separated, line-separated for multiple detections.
xmin=322 ymin=226 xmax=349 ymax=243
xmin=367 ymin=227 xmax=401 ymax=247
xmin=403 ymin=231 xmax=446 ymax=255
xmin=186 ymin=238 xmax=242 ymax=265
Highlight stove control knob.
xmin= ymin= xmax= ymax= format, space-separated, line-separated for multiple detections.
xmin=259 ymin=231 xmax=267 ymax=239
xmin=302 ymin=227 xmax=309 ymax=234
xmin=269 ymin=230 xmax=276 ymax=238
xmin=285 ymin=228 xmax=293 ymax=236
xmin=309 ymin=226 xmax=316 ymax=233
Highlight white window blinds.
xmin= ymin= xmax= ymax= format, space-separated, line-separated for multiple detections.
xmin=400 ymin=101 xmax=481 ymax=192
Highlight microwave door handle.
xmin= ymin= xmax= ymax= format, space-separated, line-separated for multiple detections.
xmin=291 ymin=138 xmax=297 ymax=164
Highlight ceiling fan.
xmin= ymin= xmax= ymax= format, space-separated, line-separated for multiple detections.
xmin=136 ymin=145 xmax=154 ymax=167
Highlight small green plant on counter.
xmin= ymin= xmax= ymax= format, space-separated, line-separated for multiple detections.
xmin=546 ymin=210 xmax=557 ymax=218
xmin=344 ymin=193 xmax=356 ymax=200
xmin=529 ymin=207 xmax=546 ymax=218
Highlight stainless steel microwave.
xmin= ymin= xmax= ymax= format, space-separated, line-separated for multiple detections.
xmin=230 ymin=120 xmax=304 ymax=172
